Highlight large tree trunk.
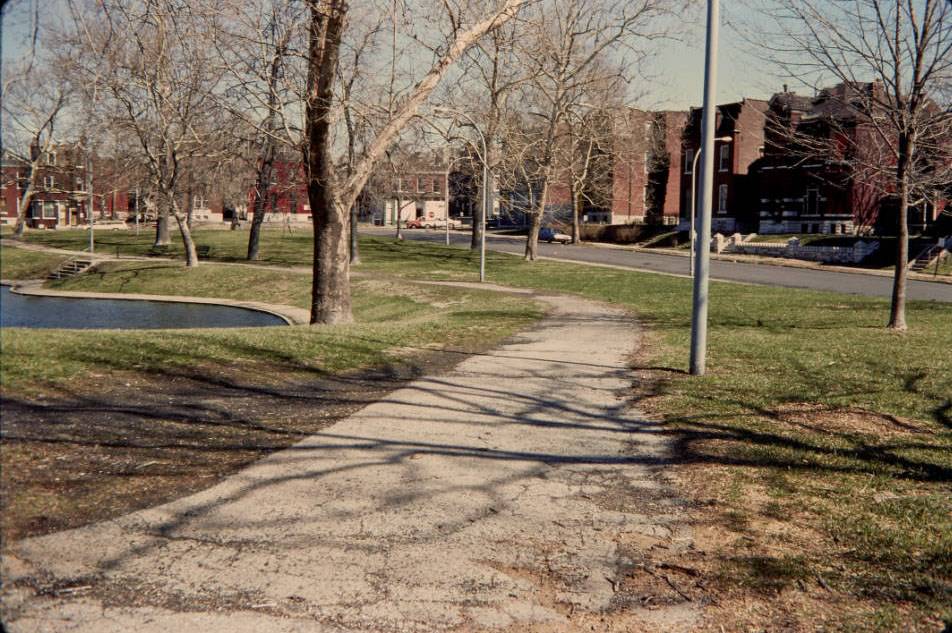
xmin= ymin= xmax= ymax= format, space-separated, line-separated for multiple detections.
xmin=13 ymin=187 xmax=35 ymax=239
xmin=525 ymin=207 xmax=543 ymax=261
xmin=350 ymin=205 xmax=360 ymax=264
xmin=305 ymin=0 xmax=351 ymax=325
xmin=888 ymin=134 xmax=912 ymax=331
xmin=173 ymin=208 xmax=200 ymax=268
xmin=154 ymin=209 xmax=171 ymax=246
xmin=395 ymin=197 xmax=403 ymax=240
xmin=12 ymin=158 xmax=42 ymax=238
xmin=524 ymin=177 xmax=548 ymax=261
xmin=247 ymin=155 xmax=275 ymax=260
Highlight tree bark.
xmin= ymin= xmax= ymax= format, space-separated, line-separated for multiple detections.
xmin=13 ymin=183 xmax=36 ymax=238
xmin=888 ymin=133 xmax=912 ymax=331
xmin=350 ymin=204 xmax=360 ymax=264
xmin=525 ymin=203 xmax=543 ymax=261
xmin=305 ymin=0 xmax=351 ymax=325
xmin=154 ymin=209 xmax=171 ymax=246
xmin=247 ymin=154 xmax=275 ymax=260
xmin=525 ymin=176 xmax=549 ymax=261
xmin=395 ymin=197 xmax=403 ymax=240
xmin=173 ymin=207 xmax=200 ymax=268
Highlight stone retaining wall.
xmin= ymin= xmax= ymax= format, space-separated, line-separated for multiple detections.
xmin=713 ymin=233 xmax=879 ymax=264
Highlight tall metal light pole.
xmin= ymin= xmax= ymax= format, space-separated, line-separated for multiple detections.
xmin=690 ymin=0 xmax=720 ymax=376
xmin=445 ymin=169 xmax=451 ymax=246
xmin=689 ymin=136 xmax=732 ymax=276
xmin=434 ymin=107 xmax=489 ymax=282
xmin=86 ymin=152 xmax=95 ymax=254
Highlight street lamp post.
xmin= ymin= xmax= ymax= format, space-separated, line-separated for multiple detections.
xmin=86 ymin=153 xmax=94 ymax=254
xmin=689 ymin=136 xmax=732 ymax=276
xmin=690 ymin=0 xmax=720 ymax=377
xmin=435 ymin=107 xmax=489 ymax=282
xmin=445 ymin=170 xmax=451 ymax=246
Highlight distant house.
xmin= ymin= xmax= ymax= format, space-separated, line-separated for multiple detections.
xmin=381 ymin=169 xmax=451 ymax=226
xmin=541 ymin=108 xmax=688 ymax=227
xmin=246 ymin=159 xmax=310 ymax=223
xmin=753 ymin=82 xmax=948 ymax=235
xmin=679 ymin=99 xmax=769 ymax=234
xmin=603 ymin=109 xmax=687 ymax=226
xmin=1 ymin=144 xmax=96 ymax=229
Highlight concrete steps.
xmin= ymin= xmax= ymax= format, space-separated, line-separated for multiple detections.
xmin=48 ymin=258 xmax=96 ymax=280
xmin=909 ymin=245 xmax=942 ymax=272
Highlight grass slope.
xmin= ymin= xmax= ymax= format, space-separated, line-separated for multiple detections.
xmin=7 ymin=228 xmax=952 ymax=629
xmin=0 ymin=247 xmax=70 ymax=280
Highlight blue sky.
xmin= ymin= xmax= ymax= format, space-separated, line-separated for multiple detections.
xmin=1 ymin=0 xmax=786 ymax=111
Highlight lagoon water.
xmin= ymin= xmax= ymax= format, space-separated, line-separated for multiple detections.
xmin=0 ymin=286 xmax=286 ymax=329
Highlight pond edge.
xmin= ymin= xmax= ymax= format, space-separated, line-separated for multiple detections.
xmin=1 ymin=280 xmax=310 ymax=326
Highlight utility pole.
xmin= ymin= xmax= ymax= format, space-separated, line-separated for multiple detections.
xmin=86 ymin=152 xmax=95 ymax=253
xmin=689 ymin=0 xmax=719 ymax=376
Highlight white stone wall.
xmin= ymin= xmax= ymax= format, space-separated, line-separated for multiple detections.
xmin=720 ymin=234 xmax=879 ymax=264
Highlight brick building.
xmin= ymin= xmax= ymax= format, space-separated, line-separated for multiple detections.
xmin=546 ymin=108 xmax=687 ymax=226
xmin=753 ymin=82 xmax=947 ymax=235
xmin=1 ymin=144 xmax=99 ymax=229
xmin=247 ymin=159 xmax=311 ymax=223
xmin=679 ymin=98 xmax=769 ymax=234
xmin=380 ymin=168 xmax=451 ymax=226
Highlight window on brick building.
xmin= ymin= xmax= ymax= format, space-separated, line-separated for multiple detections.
xmin=684 ymin=148 xmax=694 ymax=174
xmin=718 ymin=184 xmax=728 ymax=214
xmin=433 ymin=177 xmax=442 ymax=194
xmin=718 ymin=144 xmax=730 ymax=172
xmin=418 ymin=177 xmax=427 ymax=193
xmin=44 ymin=175 xmax=55 ymax=189
xmin=806 ymin=188 xmax=819 ymax=215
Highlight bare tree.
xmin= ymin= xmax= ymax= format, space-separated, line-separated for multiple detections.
xmin=65 ymin=0 xmax=229 ymax=267
xmin=515 ymin=0 xmax=676 ymax=261
xmin=751 ymin=0 xmax=952 ymax=330
xmin=1 ymin=62 xmax=70 ymax=238
xmin=215 ymin=0 xmax=306 ymax=260
xmin=444 ymin=21 xmax=527 ymax=249
xmin=301 ymin=0 xmax=532 ymax=324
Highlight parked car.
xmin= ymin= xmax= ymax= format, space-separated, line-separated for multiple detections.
xmin=432 ymin=218 xmax=462 ymax=230
xmin=404 ymin=218 xmax=423 ymax=229
xmin=539 ymin=227 xmax=571 ymax=244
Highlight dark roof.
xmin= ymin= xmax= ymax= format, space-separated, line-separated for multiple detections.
xmin=770 ymin=92 xmax=813 ymax=112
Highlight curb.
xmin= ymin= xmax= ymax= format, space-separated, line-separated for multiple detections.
xmin=4 ymin=281 xmax=310 ymax=326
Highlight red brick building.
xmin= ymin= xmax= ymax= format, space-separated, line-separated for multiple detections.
xmin=247 ymin=159 xmax=311 ymax=223
xmin=753 ymin=82 xmax=947 ymax=235
xmin=561 ymin=108 xmax=688 ymax=226
xmin=679 ymin=99 xmax=769 ymax=234
xmin=1 ymin=144 xmax=99 ymax=229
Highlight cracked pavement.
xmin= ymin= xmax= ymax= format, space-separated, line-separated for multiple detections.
xmin=2 ymin=289 xmax=698 ymax=632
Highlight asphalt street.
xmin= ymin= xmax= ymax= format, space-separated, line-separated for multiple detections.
xmin=363 ymin=227 xmax=952 ymax=303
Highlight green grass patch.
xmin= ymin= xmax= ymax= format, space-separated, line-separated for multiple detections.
xmin=0 ymin=247 xmax=70 ymax=280
xmin=0 ymin=251 xmax=543 ymax=396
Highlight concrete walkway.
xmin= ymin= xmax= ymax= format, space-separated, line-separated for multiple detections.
xmin=2 ymin=290 xmax=696 ymax=632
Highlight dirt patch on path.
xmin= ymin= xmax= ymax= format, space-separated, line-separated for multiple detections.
xmin=1 ymin=351 xmax=467 ymax=544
